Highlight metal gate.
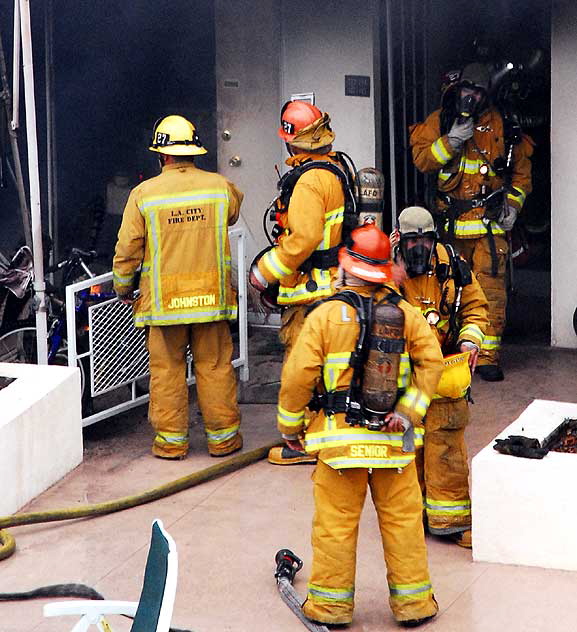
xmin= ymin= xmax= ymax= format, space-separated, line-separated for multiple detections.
xmin=65 ymin=227 xmax=249 ymax=427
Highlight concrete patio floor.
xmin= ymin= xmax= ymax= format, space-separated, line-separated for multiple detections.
xmin=1 ymin=337 xmax=577 ymax=632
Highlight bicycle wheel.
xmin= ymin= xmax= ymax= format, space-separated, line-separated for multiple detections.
xmin=0 ymin=326 xmax=37 ymax=363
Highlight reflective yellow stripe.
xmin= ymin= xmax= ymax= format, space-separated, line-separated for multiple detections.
xmin=113 ymin=271 xmax=134 ymax=287
xmin=389 ymin=580 xmax=433 ymax=601
xmin=397 ymin=386 xmax=430 ymax=417
xmin=277 ymin=405 xmax=305 ymax=429
xmin=458 ymin=324 xmax=484 ymax=346
xmin=462 ymin=157 xmax=496 ymax=175
xmin=447 ymin=219 xmax=505 ymax=238
xmin=397 ymin=352 xmax=411 ymax=389
xmin=206 ymin=423 xmax=240 ymax=445
xmin=431 ymin=137 xmax=451 ymax=164
xmin=305 ymin=427 xmax=414 ymax=450
xmin=323 ymin=455 xmax=415 ymax=469
xmin=308 ymin=583 xmax=354 ymax=602
xmin=507 ymin=186 xmax=526 ymax=206
xmin=481 ymin=334 xmax=501 ymax=350
xmin=154 ymin=431 xmax=188 ymax=446
xmin=262 ymin=248 xmax=293 ymax=280
xmin=323 ymin=352 xmax=351 ymax=391
xmin=322 ymin=205 xmax=344 ymax=249
xmin=134 ymin=306 xmax=237 ymax=327
xmin=278 ymin=268 xmax=333 ymax=305
xmin=425 ymin=497 xmax=471 ymax=516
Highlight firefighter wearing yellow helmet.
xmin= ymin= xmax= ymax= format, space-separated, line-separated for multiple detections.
xmin=394 ymin=206 xmax=489 ymax=548
xmin=277 ymin=224 xmax=443 ymax=626
xmin=113 ymin=115 xmax=243 ymax=459
xmin=249 ymin=100 xmax=357 ymax=465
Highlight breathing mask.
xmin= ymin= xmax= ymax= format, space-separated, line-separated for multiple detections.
xmin=400 ymin=236 xmax=435 ymax=278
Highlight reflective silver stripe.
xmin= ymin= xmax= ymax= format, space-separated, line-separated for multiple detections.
xmin=308 ymin=585 xmax=354 ymax=600
xmin=324 ymin=457 xmax=413 ymax=468
xmin=155 ymin=433 xmax=188 ymax=445
xmin=216 ymin=200 xmax=227 ymax=303
xmin=389 ymin=582 xmax=432 ymax=596
xmin=134 ymin=307 xmax=237 ymax=325
xmin=307 ymin=432 xmax=407 ymax=447
xmin=206 ymin=429 xmax=239 ymax=443
xmin=148 ymin=209 xmax=162 ymax=312
xmin=431 ymin=138 xmax=451 ymax=163
xmin=425 ymin=501 xmax=471 ymax=511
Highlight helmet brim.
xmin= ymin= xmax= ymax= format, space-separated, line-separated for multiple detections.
xmin=149 ymin=144 xmax=207 ymax=156
xmin=339 ymin=249 xmax=393 ymax=283
xmin=277 ymin=126 xmax=296 ymax=142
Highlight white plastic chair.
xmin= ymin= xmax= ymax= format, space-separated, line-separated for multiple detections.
xmin=44 ymin=519 xmax=178 ymax=632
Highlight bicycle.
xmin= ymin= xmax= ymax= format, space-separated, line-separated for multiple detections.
xmin=0 ymin=247 xmax=115 ymax=413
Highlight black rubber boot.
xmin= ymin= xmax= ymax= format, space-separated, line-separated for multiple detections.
xmin=476 ymin=364 xmax=504 ymax=382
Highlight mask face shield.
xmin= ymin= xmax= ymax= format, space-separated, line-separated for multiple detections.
xmin=458 ymin=85 xmax=487 ymax=119
xmin=400 ymin=235 xmax=436 ymax=278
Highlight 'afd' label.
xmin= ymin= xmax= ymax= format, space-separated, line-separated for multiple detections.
xmin=350 ymin=445 xmax=389 ymax=458
xmin=168 ymin=294 xmax=216 ymax=309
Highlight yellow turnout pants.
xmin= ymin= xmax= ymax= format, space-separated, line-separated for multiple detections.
xmin=418 ymin=398 xmax=471 ymax=534
xmin=147 ymin=321 xmax=241 ymax=458
xmin=455 ymin=234 xmax=507 ymax=366
xmin=303 ymin=460 xmax=438 ymax=625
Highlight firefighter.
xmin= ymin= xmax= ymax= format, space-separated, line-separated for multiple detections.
xmin=277 ymin=223 xmax=444 ymax=627
xmin=393 ymin=206 xmax=488 ymax=548
xmin=409 ymin=62 xmax=533 ymax=381
xmin=249 ymin=100 xmax=353 ymax=465
xmin=113 ymin=115 xmax=243 ymax=460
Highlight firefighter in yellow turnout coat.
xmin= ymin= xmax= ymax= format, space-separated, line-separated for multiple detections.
xmin=395 ymin=206 xmax=488 ymax=548
xmin=250 ymin=100 xmax=351 ymax=465
xmin=113 ymin=115 xmax=243 ymax=459
xmin=409 ymin=63 xmax=533 ymax=381
xmin=277 ymin=224 xmax=444 ymax=627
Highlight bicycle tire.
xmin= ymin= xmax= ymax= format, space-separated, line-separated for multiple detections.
xmin=0 ymin=326 xmax=38 ymax=363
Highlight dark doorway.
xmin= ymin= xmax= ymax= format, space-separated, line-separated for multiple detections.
xmin=380 ymin=0 xmax=551 ymax=344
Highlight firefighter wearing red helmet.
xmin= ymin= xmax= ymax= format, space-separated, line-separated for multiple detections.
xmin=409 ymin=62 xmax=534 ymax=381
xmin=276 ymin=223 xmax=443 ymax=627
xmin=250 ymin=100 xmax=353 ymax=465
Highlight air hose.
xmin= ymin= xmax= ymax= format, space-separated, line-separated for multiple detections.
xmin=0 ymin=439 xmax=281 ymax=562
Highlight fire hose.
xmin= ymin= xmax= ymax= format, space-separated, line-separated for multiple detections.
xmin=0 ymin=439 xmax=281 ymax=563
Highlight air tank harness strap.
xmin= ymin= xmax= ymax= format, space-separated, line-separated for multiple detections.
xmin=308 ymin=390 xmax=348 ymax=415
xmin=436 ymin=193 xmax=499 ymax=277
xmin=298 ymin=245 xmax=340 ymax=273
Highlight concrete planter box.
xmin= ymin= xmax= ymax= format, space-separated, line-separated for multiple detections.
xmin=0 ymin=362 xmax=83 ymax=516
xmin=472 ymin=399 xmax=577 ymax=571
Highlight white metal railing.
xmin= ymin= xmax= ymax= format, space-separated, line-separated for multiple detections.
xmin=65 ymin=227 xmax=249 ymax=427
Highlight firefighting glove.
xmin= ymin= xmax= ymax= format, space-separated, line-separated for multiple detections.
xmin=493 ymin=435 xmax=549 ymax=459
xmin=447 ymin=118 xmax=475 ymax=150
xmin=498 ymin=205 xmax=518 ymax=231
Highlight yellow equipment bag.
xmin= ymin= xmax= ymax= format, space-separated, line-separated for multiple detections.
xmin=435 ymin=351 xmax=471 ymax=399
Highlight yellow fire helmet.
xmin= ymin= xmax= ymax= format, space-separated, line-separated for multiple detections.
xmin=436 ymin=351 xmax=472 ymax=399
xmin=149 ymin=115 xmax=207 ymax=156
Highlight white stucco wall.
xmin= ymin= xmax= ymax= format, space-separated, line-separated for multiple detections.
xmin=551 ymin=1 xmax=577 ymax=348
xmin=281 ymin=0 xmax=378 ymax=172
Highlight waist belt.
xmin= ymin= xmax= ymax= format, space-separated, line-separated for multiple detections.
xmin=299 ymin=245 xmax=340 ymax=273
xmin=437 ymin=193 xmax=487 ymax=213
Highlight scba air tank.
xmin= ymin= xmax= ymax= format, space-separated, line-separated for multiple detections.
xmin=355 ymin=168 xmax=385 ymax=230
xmin=361 ymin=301 xmax=405 ymax=418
